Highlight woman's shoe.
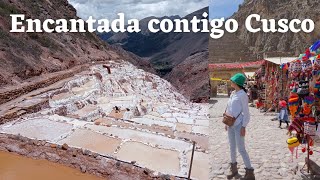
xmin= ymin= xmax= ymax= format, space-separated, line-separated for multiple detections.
xmin=227 ymin=162 xmax=239 ymax=179
xmin=240 ymin=168 xmax=255 ymax=180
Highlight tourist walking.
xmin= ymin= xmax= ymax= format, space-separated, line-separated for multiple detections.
xmin=225 ymin=73 xmax=255 ymax=180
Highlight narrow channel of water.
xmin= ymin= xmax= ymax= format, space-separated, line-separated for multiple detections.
xmin=0 ymin=151 xmax=104 ymax=180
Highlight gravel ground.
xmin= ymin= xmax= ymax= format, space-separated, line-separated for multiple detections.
xmin=209 ymin=98 xmax=320 ymax=180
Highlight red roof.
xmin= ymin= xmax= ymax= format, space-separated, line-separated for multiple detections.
xmin=209 ymin=60 xmax=265 ymax=70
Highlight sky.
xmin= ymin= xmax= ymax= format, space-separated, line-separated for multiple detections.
xmin=209 ymin=0 xmax=244 ymax=19
xmin=68 ymin=0 xmax=208 ymax=21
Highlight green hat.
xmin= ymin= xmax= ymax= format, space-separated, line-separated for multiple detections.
xmin=230 ymin=73 xmax=246 ymax=87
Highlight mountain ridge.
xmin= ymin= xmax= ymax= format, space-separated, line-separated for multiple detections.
xmin=0 ymin=0 xmax=153 ymax=87
xmin=99 ymin=7 xmax=209 ymax=102
xmin=210 ymin=0 xmax=320 ymax=64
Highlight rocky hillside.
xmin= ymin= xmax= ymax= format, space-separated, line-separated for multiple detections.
xmin=99 ymin=7 xmax=209 ymax=102
xmin=209 ymin=30 xmax=257 ymax=63
xmin=210 ymin=0 xmax=320 ymax=63
xmin=100 ymin=8 xmax=208 ymax=75
xmin=0 ymin=0 xmax=152 ymax=88
xmin=166 ymin=51 xmax=209 ymax=102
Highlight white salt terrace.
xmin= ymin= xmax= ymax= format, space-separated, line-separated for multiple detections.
xmin=0 ymin=61 xmax=209 ymax=180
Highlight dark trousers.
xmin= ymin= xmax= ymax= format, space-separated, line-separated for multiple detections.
xmin=279 ymin=121 xmax=289 ymax=127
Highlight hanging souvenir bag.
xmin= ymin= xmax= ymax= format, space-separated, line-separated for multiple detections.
xmin=304 ymin=122 xmax=317 ymax=136
xmin=289 ymin=118 xmax=304 ymax=134
xmin=313 ymin=55 xmax=320 ymax=75
xmin=290 ymin=60 xmax=302 ymax=79
xmin=297 ymin=80 xmax=309 ymax=96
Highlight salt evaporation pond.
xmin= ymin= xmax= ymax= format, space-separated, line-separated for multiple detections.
xmin=0 ymin=151 xmax=104 ymax=180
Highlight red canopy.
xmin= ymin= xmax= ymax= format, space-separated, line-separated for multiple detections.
xmin=209 ymin=60 xmax=265 ymax=70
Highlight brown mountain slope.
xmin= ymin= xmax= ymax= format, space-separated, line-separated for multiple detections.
xmin=100 ymin=7 xmax=209 ymax=101
xmin=101 ymin=8 xmax=208 ymax=76
xmin=165 ymin=51 xmax=209 ymax=102
xmin=210 ymin=0 xmax=320 ymax=63
xmin=0 ymin=0 xmax=152 ymax=87
xmin=209 ymin=31 xmax=257 ymax=63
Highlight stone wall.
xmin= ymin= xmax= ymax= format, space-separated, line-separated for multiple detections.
xmin=0 ymin=64 xmax=88 ymax=105
xmin=0 ymin=133 xmax=183 ymax=180
xmin=209 ymin=67 xmax=259 ymax=97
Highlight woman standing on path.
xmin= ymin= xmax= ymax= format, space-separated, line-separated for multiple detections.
xmin=278 ymin=100 xmax=289 ymax=128
xmin=225 ymin=73 xmax=255 ymax=180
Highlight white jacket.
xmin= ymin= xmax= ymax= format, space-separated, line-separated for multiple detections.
xmin=226 ymin=89 xmax=250 ymax=127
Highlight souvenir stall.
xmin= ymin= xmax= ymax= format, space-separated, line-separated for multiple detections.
xmin=284 ymin=40 xmax=320 ymax=177
xmin=253 ymin=68 xmax=266 ymax=108
xmin=265 ymin=61 xmax=281 ymax=111
xmin=255 ymin=59 xmax=290 ymax=111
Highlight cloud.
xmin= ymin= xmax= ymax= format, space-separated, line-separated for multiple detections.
xmin=68 ymin=0 xmax=207 ymax=21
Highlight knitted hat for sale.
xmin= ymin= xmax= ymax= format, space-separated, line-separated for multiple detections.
xmin=304 ymin=96 xmax=315 ymax=105
xmin=314 ymin=81 xmax=320 ymax=98
xmin=230 ymin=73 xmax=246 ymax=87
xmin=287 ymin=137 xmax=300 ymax=148
xmin=288 ymin=92 xmax=299 ymax=105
